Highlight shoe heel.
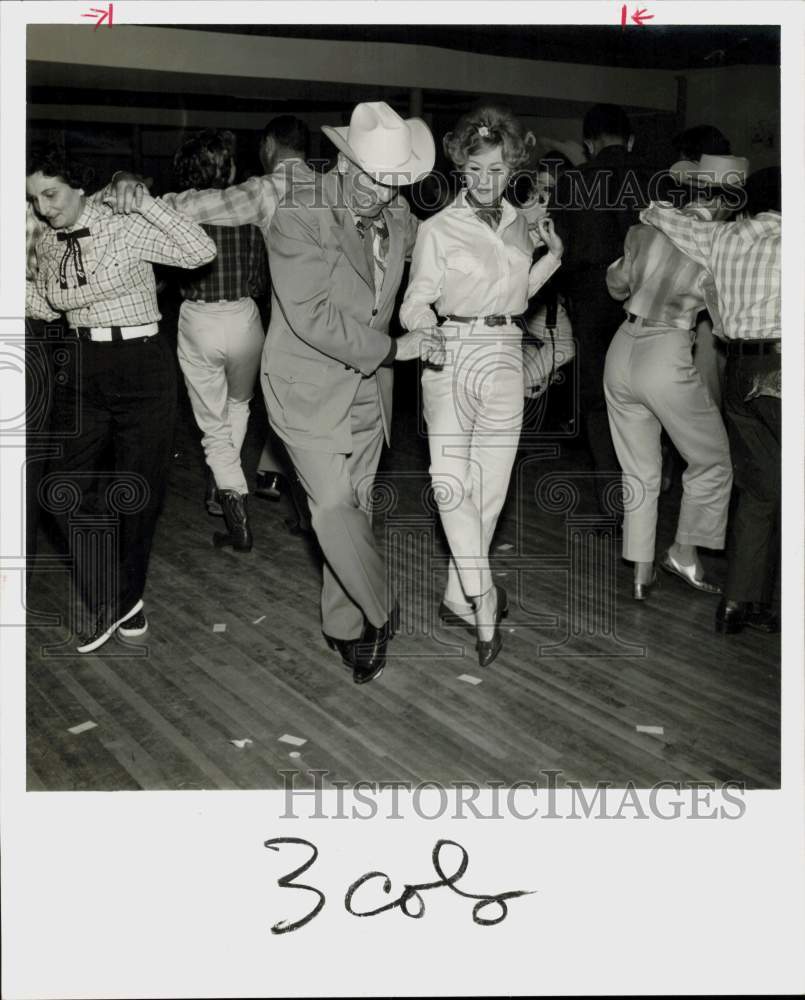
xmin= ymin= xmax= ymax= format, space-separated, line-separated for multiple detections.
xmin=324 ymin=635 xmax=338 ymax=651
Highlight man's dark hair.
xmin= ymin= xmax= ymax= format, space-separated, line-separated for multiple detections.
xmin=744 ymin=166 xmax=781 ymax=216
xmin=173 ymin=129 xmax=236 ymax=190
xmin=26 ymin=142 xmax=94 ymax=190
xmin=582 ymin=104 xmax=632 ymax=143
xmin=262 ymin=115 xmax=309 ymax=156
xmin=673 ymin=124 xmax=731 ymax=161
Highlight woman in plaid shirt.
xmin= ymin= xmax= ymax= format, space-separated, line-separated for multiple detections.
xmin=26 ymin=143 xmax=216 ymax=654
xmin=172 ymin=130 xmax=268 ymax=552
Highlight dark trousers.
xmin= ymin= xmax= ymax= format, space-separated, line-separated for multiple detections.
xmin=722 ymin=354 xmax=781 ymax=604
xmin=25 ymin=319 xmax=62 ymax=575
xmin=568 ymin=279 xmax=624 ymax=510
xmin=46 ymin=333 xmax=177 ymax=615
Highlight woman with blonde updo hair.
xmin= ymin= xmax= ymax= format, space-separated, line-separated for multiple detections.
xmin=400 ymin=104 xmax=564 ymax=667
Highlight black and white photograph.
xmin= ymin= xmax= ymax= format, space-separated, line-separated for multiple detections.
xmin=2 ymin=2 xmax=803 ymax=997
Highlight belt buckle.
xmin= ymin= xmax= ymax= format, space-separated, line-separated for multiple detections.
xmin=485 ymin=315 xmax=505 ymax=327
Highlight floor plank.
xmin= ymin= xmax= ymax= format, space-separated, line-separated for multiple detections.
xmin=26 ymin=363 xmax=781 ymax=790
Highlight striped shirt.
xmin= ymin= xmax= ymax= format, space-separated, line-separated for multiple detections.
xmin=606 ymin=223 xmax=710 ymax=329
xmin=640 ymin=202 xmax=781 ymax=341
xmin=180 ymin=223 xmax=267 ymax=303
xmin=25 ymin=197 xmax=216 ymax=326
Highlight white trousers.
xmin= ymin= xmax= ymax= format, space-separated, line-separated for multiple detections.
xmin=604 ymin=319 xmax=732 ymax=563
xmin=177 ymin=298 xmax=264 ymax=494
xmin=422 ymin=323 xmax=523 ymax=603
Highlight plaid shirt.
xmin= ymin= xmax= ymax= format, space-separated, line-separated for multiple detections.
xmin=181 ymin=223 xmax=267 ymax=302
xmin=26 ymin=203 xmax=47 ymax=280
xmin=162 ymin=161 xmax=317 ymax=253
xmin=26 ymin=197 xmax=216 ymax=326
xmin=640 ymin=202 xmax=781 ymax=341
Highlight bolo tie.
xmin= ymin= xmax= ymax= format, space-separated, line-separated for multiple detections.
xmin=56 ymin=228 xmax=91 ymax=289
xmin=355 ymin=217 xmax=389 ymax=281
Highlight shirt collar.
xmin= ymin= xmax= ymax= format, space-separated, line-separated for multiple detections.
xmin=63 ymin=197 xmax=95 ymax=233
xmin=453 ymin=189 xmax=517 ymax=232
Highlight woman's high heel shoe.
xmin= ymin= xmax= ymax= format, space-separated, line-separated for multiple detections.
xmin=472 ymin=586 xmax=507 ymax=668
xmin=633 ymin=571 xmax=659 ymax=601
xmin=439 ymin=584 xmax=508 ymax=636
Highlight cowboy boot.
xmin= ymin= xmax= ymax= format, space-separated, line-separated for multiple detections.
xmin=215 ymin=489 xmax=253 ymax=552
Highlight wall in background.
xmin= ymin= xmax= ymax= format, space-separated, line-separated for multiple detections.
xmin=682 ymin=65 xmax=780 ymax=170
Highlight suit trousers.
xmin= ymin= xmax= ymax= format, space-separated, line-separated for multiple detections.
xmin=722 ymin=354 xmax=781 ymax=604
xmin=177 ymin=298 xmax=264 ymax=494
xmin=282 ymin=376 xmax=389 ymax=639
xmin=567 ymin=278 xmax=624 ymax=508
xmin=48 ymin=333 xmax=177 ymax=615
xmin=604 ymin=319 xmax=732 ymax=563
xmin=422 ymin=324 xmax=523 ymax=604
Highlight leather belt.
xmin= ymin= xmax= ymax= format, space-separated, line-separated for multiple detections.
xmin=443 ymin=314 xmax=523 ymax=327
xmin=72 ymin=323 xmax=159 ymax=342
xmin=724 ymin=339 xmax=781 ymax=357
xmin=625 ymin=311 xmax=681 ymax=328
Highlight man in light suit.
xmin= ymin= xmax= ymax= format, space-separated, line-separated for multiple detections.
xmin=265 ymin=101 xmax=440 ymax=683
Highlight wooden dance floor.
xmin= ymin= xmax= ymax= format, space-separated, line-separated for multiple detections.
xmin=26 ymin=363 xmax=781 ymax=791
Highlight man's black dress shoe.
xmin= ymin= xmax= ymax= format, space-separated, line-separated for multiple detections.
xmin=255 ymin=471 xmax=284 ymax=501
xmin=716 ymin=600 xmax=780 ymax=635
xmin=324 ymin=634 xmax=358 ymax=669
xmin=715 ymin=599 xmax=745 ymax=634
xmin=353 ymin=602 xmax=400 ymax=685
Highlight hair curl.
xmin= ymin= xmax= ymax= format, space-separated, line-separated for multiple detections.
xmin=443 ymin=105 xmax=533 ymax=171
xmin=26 ymin=143 xmax=94 ymax=191
xmin=173 ymin=129 xmax=236 ymax=191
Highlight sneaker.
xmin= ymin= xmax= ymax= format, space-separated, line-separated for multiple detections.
xmin=118 ymin=607 xmax=148 ymax=638
xmin=76 ymin=598 xmax=144 ymax=654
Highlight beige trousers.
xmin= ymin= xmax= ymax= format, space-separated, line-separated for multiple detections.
xmin=604 ymin=318 xmax=732 ymax=563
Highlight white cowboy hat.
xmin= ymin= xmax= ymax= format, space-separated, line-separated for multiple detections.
xmin=670 ymin=153 xmax=750 ymax=188
xmin=322 ymin=101 xmax=435 ymax=185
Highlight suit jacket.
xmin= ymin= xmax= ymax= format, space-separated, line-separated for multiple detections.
xmin=263 ymin=168 xmax=418 ymax=453
xmin=552 ymin=147 xmax=653 ymax=321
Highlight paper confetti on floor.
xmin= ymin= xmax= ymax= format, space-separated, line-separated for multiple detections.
xmin=213 ymin=623 xmax=227 ymax=633
xmin=67 ymin=721 xmax=98 ymax=735
xmin=635 ymin=725 xmax=664 ymax=735
xmin=229 ymin=738 xmax=253 ymax=749
xmin=457 ymin=674 xmax=482 ymax=686
xmin=279 ymin=734 xmax=307 ymax=747
xmin=252 ymin=615 xmax=266 ymax=625
xmin=496 ymin=543 xmax=514 ymax=551
xmin=288 ymin=751 xmax=301 ymax=759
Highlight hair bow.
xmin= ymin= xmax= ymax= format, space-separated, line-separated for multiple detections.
xmin=477 ymin=125 xmax=490 ymax=138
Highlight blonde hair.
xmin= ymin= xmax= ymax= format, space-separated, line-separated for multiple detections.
xmin=443 ymin=105 xmax=533 ymax=170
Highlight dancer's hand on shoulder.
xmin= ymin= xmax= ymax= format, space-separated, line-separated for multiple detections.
xmin=101 ymin=172 xmax=148 ymax=214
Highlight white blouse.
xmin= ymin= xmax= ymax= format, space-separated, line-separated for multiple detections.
xmin=400 ymin=191 xmax=561 ymax=331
